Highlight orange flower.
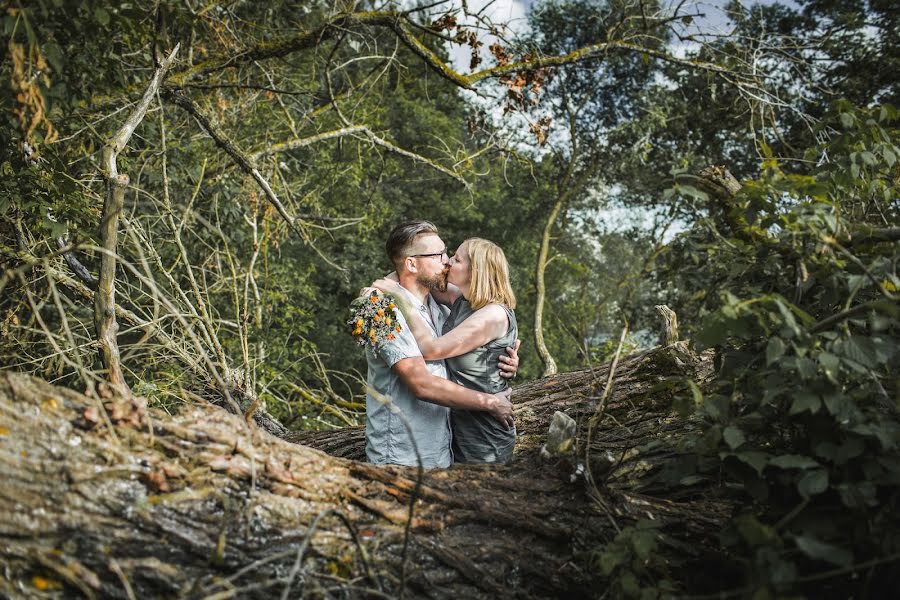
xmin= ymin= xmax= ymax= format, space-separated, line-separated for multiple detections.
xmin=395 ymin=325 xmax=401 ymax=332
xmin=387 ymin=334 xmax=395 ymax=341
xmin=377 ymin=308 xmax=385 ymax=316
xmin=356 ymin=318 xmax=364 ymax=327
xmin=369 ymin=296 xmax=378 ymax=303
xmin=388 ymin=303 xmax=396 ymax=309
xmin=373 ymin=315 xmax=381 ymax=322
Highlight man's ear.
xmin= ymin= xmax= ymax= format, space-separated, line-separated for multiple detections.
xmin=404 ymin=257 xmax=417 ymax=274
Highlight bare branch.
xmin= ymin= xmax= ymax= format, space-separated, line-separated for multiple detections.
xmin=250 ymin=126 xmax=368 ymax=162
xmin=163 ymin=89 xmax=300 ymax=230
xmin=56 ymin=237 xmax=97 ymax=289
xmin=95 ymin=44 xmax=179 ymax=393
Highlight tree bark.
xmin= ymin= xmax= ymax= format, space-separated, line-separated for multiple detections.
xmin=0 ymin=347 xmax=731 ymax=598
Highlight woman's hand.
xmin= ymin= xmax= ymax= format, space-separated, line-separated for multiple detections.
xmin=372 ymin=278 xmax=403 ymax=296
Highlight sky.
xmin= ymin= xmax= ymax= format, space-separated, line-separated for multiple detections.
xmin=408 ymin=1 xmax=800 ymax=240
xmin=437 ymin=0 xmax=799 ymax=72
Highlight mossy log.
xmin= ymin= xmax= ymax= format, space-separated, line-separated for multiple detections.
xmin=0 ymin=347 xmax=730 ymax=599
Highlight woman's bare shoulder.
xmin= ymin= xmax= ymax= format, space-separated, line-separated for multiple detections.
xmin=472 ymin=303 xmax=510 ymax=324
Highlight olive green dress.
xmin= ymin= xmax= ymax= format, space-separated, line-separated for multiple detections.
xmin=442 ymin=297 xmax=518 ymax=463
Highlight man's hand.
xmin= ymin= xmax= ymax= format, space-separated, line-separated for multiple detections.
xmin=498 ymin=339 xmax=521 ymax=379
xmin=488 ymin=387 xmax=515 ymax=429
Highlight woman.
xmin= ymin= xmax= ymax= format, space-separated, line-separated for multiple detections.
xmin=374 ymin=238 xmax=518 ymax=464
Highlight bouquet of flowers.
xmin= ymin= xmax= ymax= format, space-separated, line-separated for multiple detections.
xmin=348 ymin=291 xmax=402 ymax=351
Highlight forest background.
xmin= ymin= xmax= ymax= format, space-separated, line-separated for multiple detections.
xmin=1 ymin=0 xmax=898 ymax=596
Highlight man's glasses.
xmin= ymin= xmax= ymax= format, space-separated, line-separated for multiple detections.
xmin=409 ymin=249 xmax=448 ymax=260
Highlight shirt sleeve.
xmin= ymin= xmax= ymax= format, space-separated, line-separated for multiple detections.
xmin=369 ymin=310 xmax=422 ymax=368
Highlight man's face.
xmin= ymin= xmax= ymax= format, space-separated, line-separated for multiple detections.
xmin=408 ymin=234 xmax=450 ymax=292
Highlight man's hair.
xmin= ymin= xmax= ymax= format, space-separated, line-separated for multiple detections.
xmin=464 ymin=238 xmax=517 ymax=310
xmin=385 ymin=220 xmax=439 ymax=267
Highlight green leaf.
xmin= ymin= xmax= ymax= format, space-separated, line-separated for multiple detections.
xmin=733 ymin=451 xmax=769 ymax=475
xmin=883 ymin=147 xmax=897 ymax=167
xmin=796 ymin=358 xmax=817 ymax=380
xmin=823 ymin=393 xmax=851 ymax=420
xmin=830 ymin=436 xmax=865 ymax=464
xmin=702 ymin=394 xmax=731 ymax=421
xmin=860 ymin=151 xmax=876 ymax=166
xmin=840 ymin=112 xmax=855 ymax=129
xmin=769 ymin=454 xmax=819 ymax=469
xmin=766 ymin=337 xmax=785 ymax=365
xmin=43 ymin=41 xmax=64 ymax=74
xmin=839 ymin=335 xmax=881 ymax=368
xmin=620 ymin=571 xmax=640 ymax=596
xmin=838 ymin=481 xmax=878 ymax=508
xmin=790 ymin=391 xmax=820 ymax=415
xmin=846 ymin=274 xmax=867 ymax=292
xmin=599 ymin=546 xmax=627 ymax=576
xmin=797 ymin=469 xmax=828 ymax=498
xmin=818 ymin=352 xmax=840 ymax=374
xmin=95 ymin=7 xmax=110 ymax=26
xmin=679 ymin=475 xmax=705 ymax=485
xmin=631 ymin=530 xmax=657 ymax=560
xmin=723 ymin=426 xmax=746 ymax=449
xmin=734 ymin=514 xmax=775 ymax=546
xmin=794 ymin=535 xmax=853 ymax=567
xmin=677 ymin=184 xmax=709 ymax=202
xmin=688 ymin=379 xmax=703 ymax=405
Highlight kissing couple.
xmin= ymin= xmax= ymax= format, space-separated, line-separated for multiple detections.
xmin=359 ymin=220 xmax=521 ymax=468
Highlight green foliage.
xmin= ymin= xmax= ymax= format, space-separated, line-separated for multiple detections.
xmin=591 ymin=520 xmax=678 ymax=599
xmin=2 ymin=0 xmax=899 ymax=595
xmin=663 ymin=103 xmax=900 ymax=594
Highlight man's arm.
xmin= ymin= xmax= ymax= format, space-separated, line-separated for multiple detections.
xmin=393 ymin=357 xmax=514 ymax=429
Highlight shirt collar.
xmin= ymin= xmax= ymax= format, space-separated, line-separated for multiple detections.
xmin=397 ymin=284 xmax=439 ymax=329
xmin=397 ymin=284 xmax=429 ymax=311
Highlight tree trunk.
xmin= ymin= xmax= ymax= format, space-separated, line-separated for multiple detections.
xmin=1 ymin=346 xmax=731 ymax=598
xmin=94 ymin=46 xmax=179 ymax=394
xmin=533 ymin=196 xmax=563 ymax=378
xmin=94 ymin=173 xmax=130 ymax=392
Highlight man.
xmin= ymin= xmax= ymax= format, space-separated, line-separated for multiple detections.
xmin=365 ymin=220 xmax=520 ymax=468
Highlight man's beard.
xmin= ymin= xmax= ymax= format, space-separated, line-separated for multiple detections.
xmin=418 ymin=268 xmax=448 ymax=292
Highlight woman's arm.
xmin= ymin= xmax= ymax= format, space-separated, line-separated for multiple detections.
xmin=429 ymin=282 xmax=462 ymax=307
xmin=415 ymin=304 xmax=508 ymax=359
xmin=371 ymin=279 xmax=509 ymax=360
xmin=371 ymin=279 xmax=443 ymax=355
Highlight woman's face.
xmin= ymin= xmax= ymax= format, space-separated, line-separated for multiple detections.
xmin=447 ymin=243 xmax=471 ymax=288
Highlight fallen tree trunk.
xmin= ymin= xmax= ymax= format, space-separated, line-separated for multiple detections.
xmin=0 ymin=347 xmax=731 ymax=598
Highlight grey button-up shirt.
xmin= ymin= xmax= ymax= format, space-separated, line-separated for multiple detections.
xmin=365 ymin=287 xmax=451 ymax=468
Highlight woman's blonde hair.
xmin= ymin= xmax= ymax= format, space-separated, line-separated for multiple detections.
xmin=463 ymin=238 xmax=516 ymax=310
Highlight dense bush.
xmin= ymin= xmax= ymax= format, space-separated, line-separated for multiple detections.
xmin=663 ymin=103 xmax=899 ymax=595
